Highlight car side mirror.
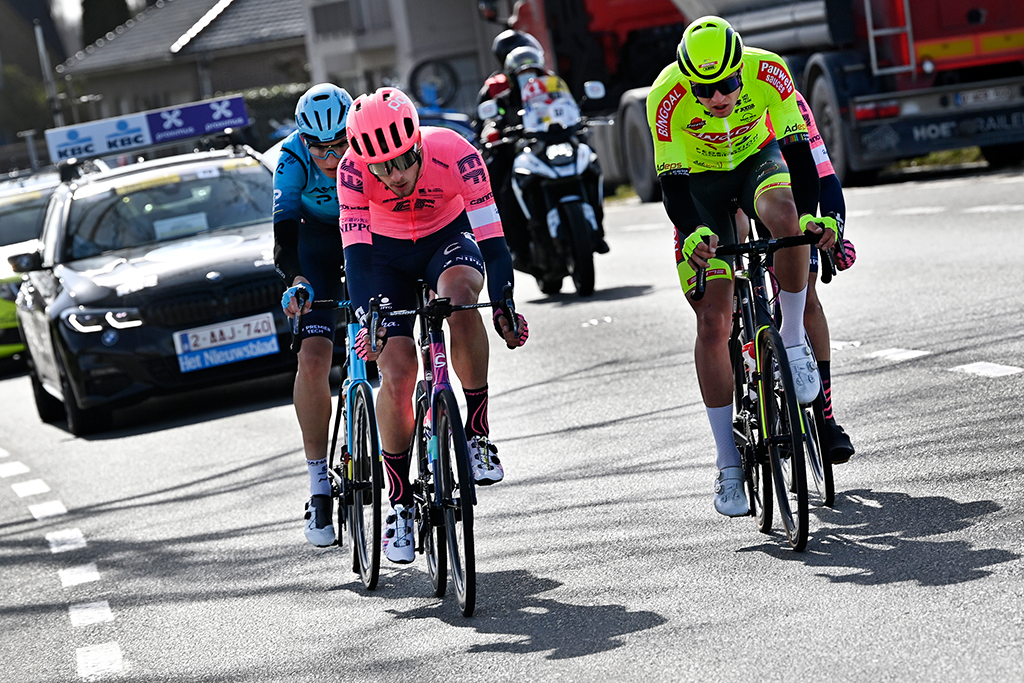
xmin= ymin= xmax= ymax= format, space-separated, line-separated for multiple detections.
xmin=477 ymin=100 xmax=500 ymax=121
xmin=9 ymin=251 xmax=43 ymax=273
xmin=583 ymin=81 xmax=606 ymax=101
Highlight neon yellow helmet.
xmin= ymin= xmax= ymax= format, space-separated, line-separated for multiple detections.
xmin=677 ymin=16 xmax=744 ymax=84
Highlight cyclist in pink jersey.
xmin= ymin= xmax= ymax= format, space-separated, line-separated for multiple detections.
xmin=747 ymin=89 xmax=857 ymax=461
xmin=338 ymin=87 xmax=528 ymax=564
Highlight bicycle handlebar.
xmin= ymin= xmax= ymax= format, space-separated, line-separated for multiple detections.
xmin=289 ymin=292 xmax=352 ymax=353
xmin=690 ymin=231 xmax=822 ymax=302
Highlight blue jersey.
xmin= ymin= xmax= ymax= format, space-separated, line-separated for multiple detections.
xmin=272 ymin=131 xmax=340 ymax=226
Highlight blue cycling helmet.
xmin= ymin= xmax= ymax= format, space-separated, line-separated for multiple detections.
xmin=295 ymin=83 xmax=353 ymax=143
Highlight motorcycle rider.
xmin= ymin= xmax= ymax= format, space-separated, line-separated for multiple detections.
xmin=480 ymin=45 xmax=609 ymax=272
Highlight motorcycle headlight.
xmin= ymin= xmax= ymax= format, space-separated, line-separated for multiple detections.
xmin=545 ymin=143 xmax=575 ymax=161
xmin=61 ymin=307 xmax=145 ymax=333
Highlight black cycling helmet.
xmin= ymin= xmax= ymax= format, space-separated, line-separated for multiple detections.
xmin=492 ymin=29 xmax=544 ymax=67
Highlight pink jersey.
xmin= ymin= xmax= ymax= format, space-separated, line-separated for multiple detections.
xmin=336 ymin=127 xmax=504 ymax=248
xmin=765 ymin=91 xmax=835 ymax=179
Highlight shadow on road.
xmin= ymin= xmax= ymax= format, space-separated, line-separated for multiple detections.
xmin=742 ymin=488 xmax=1019 ymax=585
xmin=384 ymin=568 xmax=667 ymax=657
xmin=528 ymin=284 xmax=654 ymax=307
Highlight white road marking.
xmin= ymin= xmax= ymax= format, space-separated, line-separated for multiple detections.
xmin=0 ymin=461 xmax=31 ymax=478
xmin=76 ymin=642 xmax=123 ymax=679
xmin=892 ymin=206 xmax=946 ymax=215
xmin=46 ymin=528 xmax=87 ymax=553
xmin=29 ymin=500 xmax=68 ymax=520
xmin=0 ymin=447 xmax=9 ymax=458
xmin=60 ymin=563 xmax=101 ymax=587
xmin=12 ymin=479 xmax=51 ymax=497
xmin=830 ymin=340 xmax=862 ymax=351
xmin=869 ymin=348 xmax=931 ymax=361
xmin=846 ymin=209 xmax=874 ymax=218
xmin=951 ymin=362 xmax=1024 ymax=377
xmin=962 ymin=205 xmax=1024 ymax=213
xmin=69 ymin=601 xmax=114 ymax=627
xmin=582 ymin=316 xmax=613 ymax=327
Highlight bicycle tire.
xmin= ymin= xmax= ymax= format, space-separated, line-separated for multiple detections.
xmin=348 ymin=382 xmax=381 ymax=589
xmin=413 ymin=382 xmax=446 ymax=597
xmin=758 ymin=326 xmax=809 ymax=551
xmin=731 ymin=330 xmax=772 ymax=532
xmin=804 ymin=393 xmax=835 ymax=507
xmin=435 ymin=388 xmax=476 ymax=617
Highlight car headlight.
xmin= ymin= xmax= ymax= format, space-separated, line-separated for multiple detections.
xmin=545 ymin=143 xmax=575 ymax=161
xmin=61 ymin=307 xmax=145 ymax=333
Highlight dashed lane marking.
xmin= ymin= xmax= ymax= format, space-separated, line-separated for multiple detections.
xmin=892 ymin=207 xmax=945 ymax=216
xmin=962 ymin=205 xmax=1024 ymax=213
xmin=951 ymin=362 xmax=1024 ymax=378
xmin=69 ymin=601 xmax=114 ymax=627
xmin=60 ymin=563 xmax=101 ymax=588
xmin=0 ymin=447 xmax=9 ymax=458
xmin=76 ymin=642 xmax=123 ymax=680
xmin=0 ymin=461 xmax=31 ymax=478
xmin=29 ymin=500 xmax=68 ymax=520
xmin=12 ymin=479 xmax=51 ymax=497
xmin=869 ymin=348 xmax=932 ymax=362
xmin=46 ymin=528 xmax=87 ymax=553
xmin=582 ymin=317 xmax=613 ymax=328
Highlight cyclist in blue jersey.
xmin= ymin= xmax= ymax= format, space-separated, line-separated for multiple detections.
xmin=273 ymin=83 xmax=355 ymax=547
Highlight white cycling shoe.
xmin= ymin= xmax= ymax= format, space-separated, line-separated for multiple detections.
xmin=714 ymin=467 xmax=749 ymax=517
xmin=303 ymin=495 xmax=336 ymax=547
xmin=383 ymin=504 xmax=415 ymax=564
xmin=786 ymin=344 xmax=821 ymax=405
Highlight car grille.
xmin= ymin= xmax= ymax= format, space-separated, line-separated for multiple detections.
xmin=143 ymin=277 xmax=284 ymax=329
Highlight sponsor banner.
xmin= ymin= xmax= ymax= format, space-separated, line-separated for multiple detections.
xmin=45 ymin=96 xmax=250 ymax=164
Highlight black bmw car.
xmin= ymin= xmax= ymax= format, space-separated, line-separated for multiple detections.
xmin=9 ymin=147 xmax=299 ymax=435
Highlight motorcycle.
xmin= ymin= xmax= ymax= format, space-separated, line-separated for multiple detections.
xmin=479 ymin=78 xmax=606 ymax=296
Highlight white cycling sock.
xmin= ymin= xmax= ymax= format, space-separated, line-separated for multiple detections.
xmin=778 ymin=286 xmax=807 ymax=349
xmin=707 ymin=405 xmax=742 ymax=470
xmin=307 ymin=457 xmax=330 ymax=497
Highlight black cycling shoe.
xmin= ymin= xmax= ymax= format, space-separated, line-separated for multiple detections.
xmin=594 ymin=236 xmax=610 ymax=254
xmin=828 ymin=421 xmax=855 ymax=464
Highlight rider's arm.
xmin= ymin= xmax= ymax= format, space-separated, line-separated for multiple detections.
xmin=337 ymin=158 xmax=376 ymax=321
xmin=659 ymin=171 xmax=704 ymax=234
xmin=818 ymin=172 xmax=845 ymax=224
xmin=272 ymin=141 xmax=310 ymax=285
xmin=779 ymin=140 xmax=820 ymax=218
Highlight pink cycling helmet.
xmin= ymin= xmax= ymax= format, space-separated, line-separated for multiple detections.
xmin=346 ymin=87 xmax=421 ymax=163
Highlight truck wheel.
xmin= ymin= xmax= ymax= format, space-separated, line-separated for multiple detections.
xmin=981 ymin=143 xmax=1024 ymax=168
xmin=621 ymin=102 xmax=661 ymax=203
xmin=810 ymin=77 xmax=850 ymax=184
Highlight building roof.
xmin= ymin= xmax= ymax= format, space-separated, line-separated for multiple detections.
xmin=57 ymin=0 xmax=305 ymax=76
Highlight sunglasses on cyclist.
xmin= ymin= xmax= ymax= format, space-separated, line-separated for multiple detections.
xmin=367 ymin=147 xmax=422 ymax=178
xmin=304 ymin=136 xmax=349 ymax=160
xmin=690 ymin=74 xmax=743 ymax=99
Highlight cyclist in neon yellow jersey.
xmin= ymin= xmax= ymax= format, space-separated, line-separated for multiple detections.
xmin=646 ymin=16 xmax=838 ymax=518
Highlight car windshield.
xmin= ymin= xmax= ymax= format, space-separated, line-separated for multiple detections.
xmin=65 ymin=161 xmax=271 ymax=260
xmin=0 ymin=188 xmax=54 ymax=246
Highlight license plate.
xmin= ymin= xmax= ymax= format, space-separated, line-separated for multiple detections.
xmin=955 ymin=86 xmax=1013 ymax=107
xmin=173 ymin=312 xmax=279 ymax=373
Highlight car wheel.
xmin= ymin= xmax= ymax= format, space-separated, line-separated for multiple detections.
xmin=60 ymin=370 xmax=111 ymax=436
xmin=30 ymin=369 xmax=64 ymax=424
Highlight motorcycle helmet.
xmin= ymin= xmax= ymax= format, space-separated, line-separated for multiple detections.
xmin=492 ymin=29 xmax=544 ymax=67
xmin=346 ymin=87 xmax=420 ymax=163
xmin=295 ymin=83 xmax=353 ymax=143
xmin=504 ymin=46 xmax=546 ymax=78
xmin=676 ymin=16 xmax=744 ymax=84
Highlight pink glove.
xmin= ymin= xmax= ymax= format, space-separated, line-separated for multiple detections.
xmin=835 ymin=238 xmax=857 ymax=271
xmin=354 ymin=326 xmax=386 ymax=361
xmin=492 ymin=309 xmax=529 ymax=348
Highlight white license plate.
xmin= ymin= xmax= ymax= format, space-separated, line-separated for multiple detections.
xmin=173 ymin=312 xmax=279 ymax=373
xmin=956 ymin=86 xmax=1013 ymax=107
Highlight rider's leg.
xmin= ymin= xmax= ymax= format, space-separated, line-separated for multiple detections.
xmin=294 ymin=336 xmax=335 ymax=495
xmin=376 ymin=337 xmax=418 ymax=506
xmin=438 ymin=264 xmax=488 ymax=393
xmin=754 ymin=187 xmax=809 ymax=349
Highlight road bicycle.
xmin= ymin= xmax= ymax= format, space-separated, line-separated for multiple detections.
xmin=370 ymin=282 xmax=519 ymax=617
xmin=692 ymin=221 xmax=836 ymax=551
xmin=293 ymin=277 xmax=383 ymax=590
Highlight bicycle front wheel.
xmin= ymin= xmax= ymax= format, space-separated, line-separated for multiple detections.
xmin=758 ymin=327 xmax=809 ymax=551
xmin=348 ymin=382 xmax=381 ymax=590
xmin=413 ymin=382 xmax=446 ymax=597
xmin=435 ymin=388 xmax=476 ymax=617
xmin=804 ymin=394 xmax=835 ymax=507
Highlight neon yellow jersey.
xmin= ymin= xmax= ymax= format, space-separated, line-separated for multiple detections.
xmin=646 ymin=47 xmax=808 ymax=175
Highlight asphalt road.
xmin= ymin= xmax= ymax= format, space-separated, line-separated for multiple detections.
xmin=1 ymin=164 xmax=1022 ymax=682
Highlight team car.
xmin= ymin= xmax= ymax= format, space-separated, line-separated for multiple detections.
xmin=0 ymin=172 xmax=62 ymax=364
xmin=9 ymin=147 xmax=297 ymax=435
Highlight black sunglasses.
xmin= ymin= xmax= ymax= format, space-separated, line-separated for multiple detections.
xmin=368 ymin=147 xmax=421 ymax=178
xmin=690 ymin=74 xmax=743 ymax=99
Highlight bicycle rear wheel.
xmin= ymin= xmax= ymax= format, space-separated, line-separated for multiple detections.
xmin=435 ymin=388 xmax=476 ymax=617
xmin=413 ymin=382 xmax=446 ymax=597
xmin=732 ymin=330 xmax=772 ymax=532
xmin=348 ymin=382 xmax=381 ymax=589
xmin=758 ymin=327 xmax=809 ymax=551
xmin=804 ymin=393 xmax=835 ymax=507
